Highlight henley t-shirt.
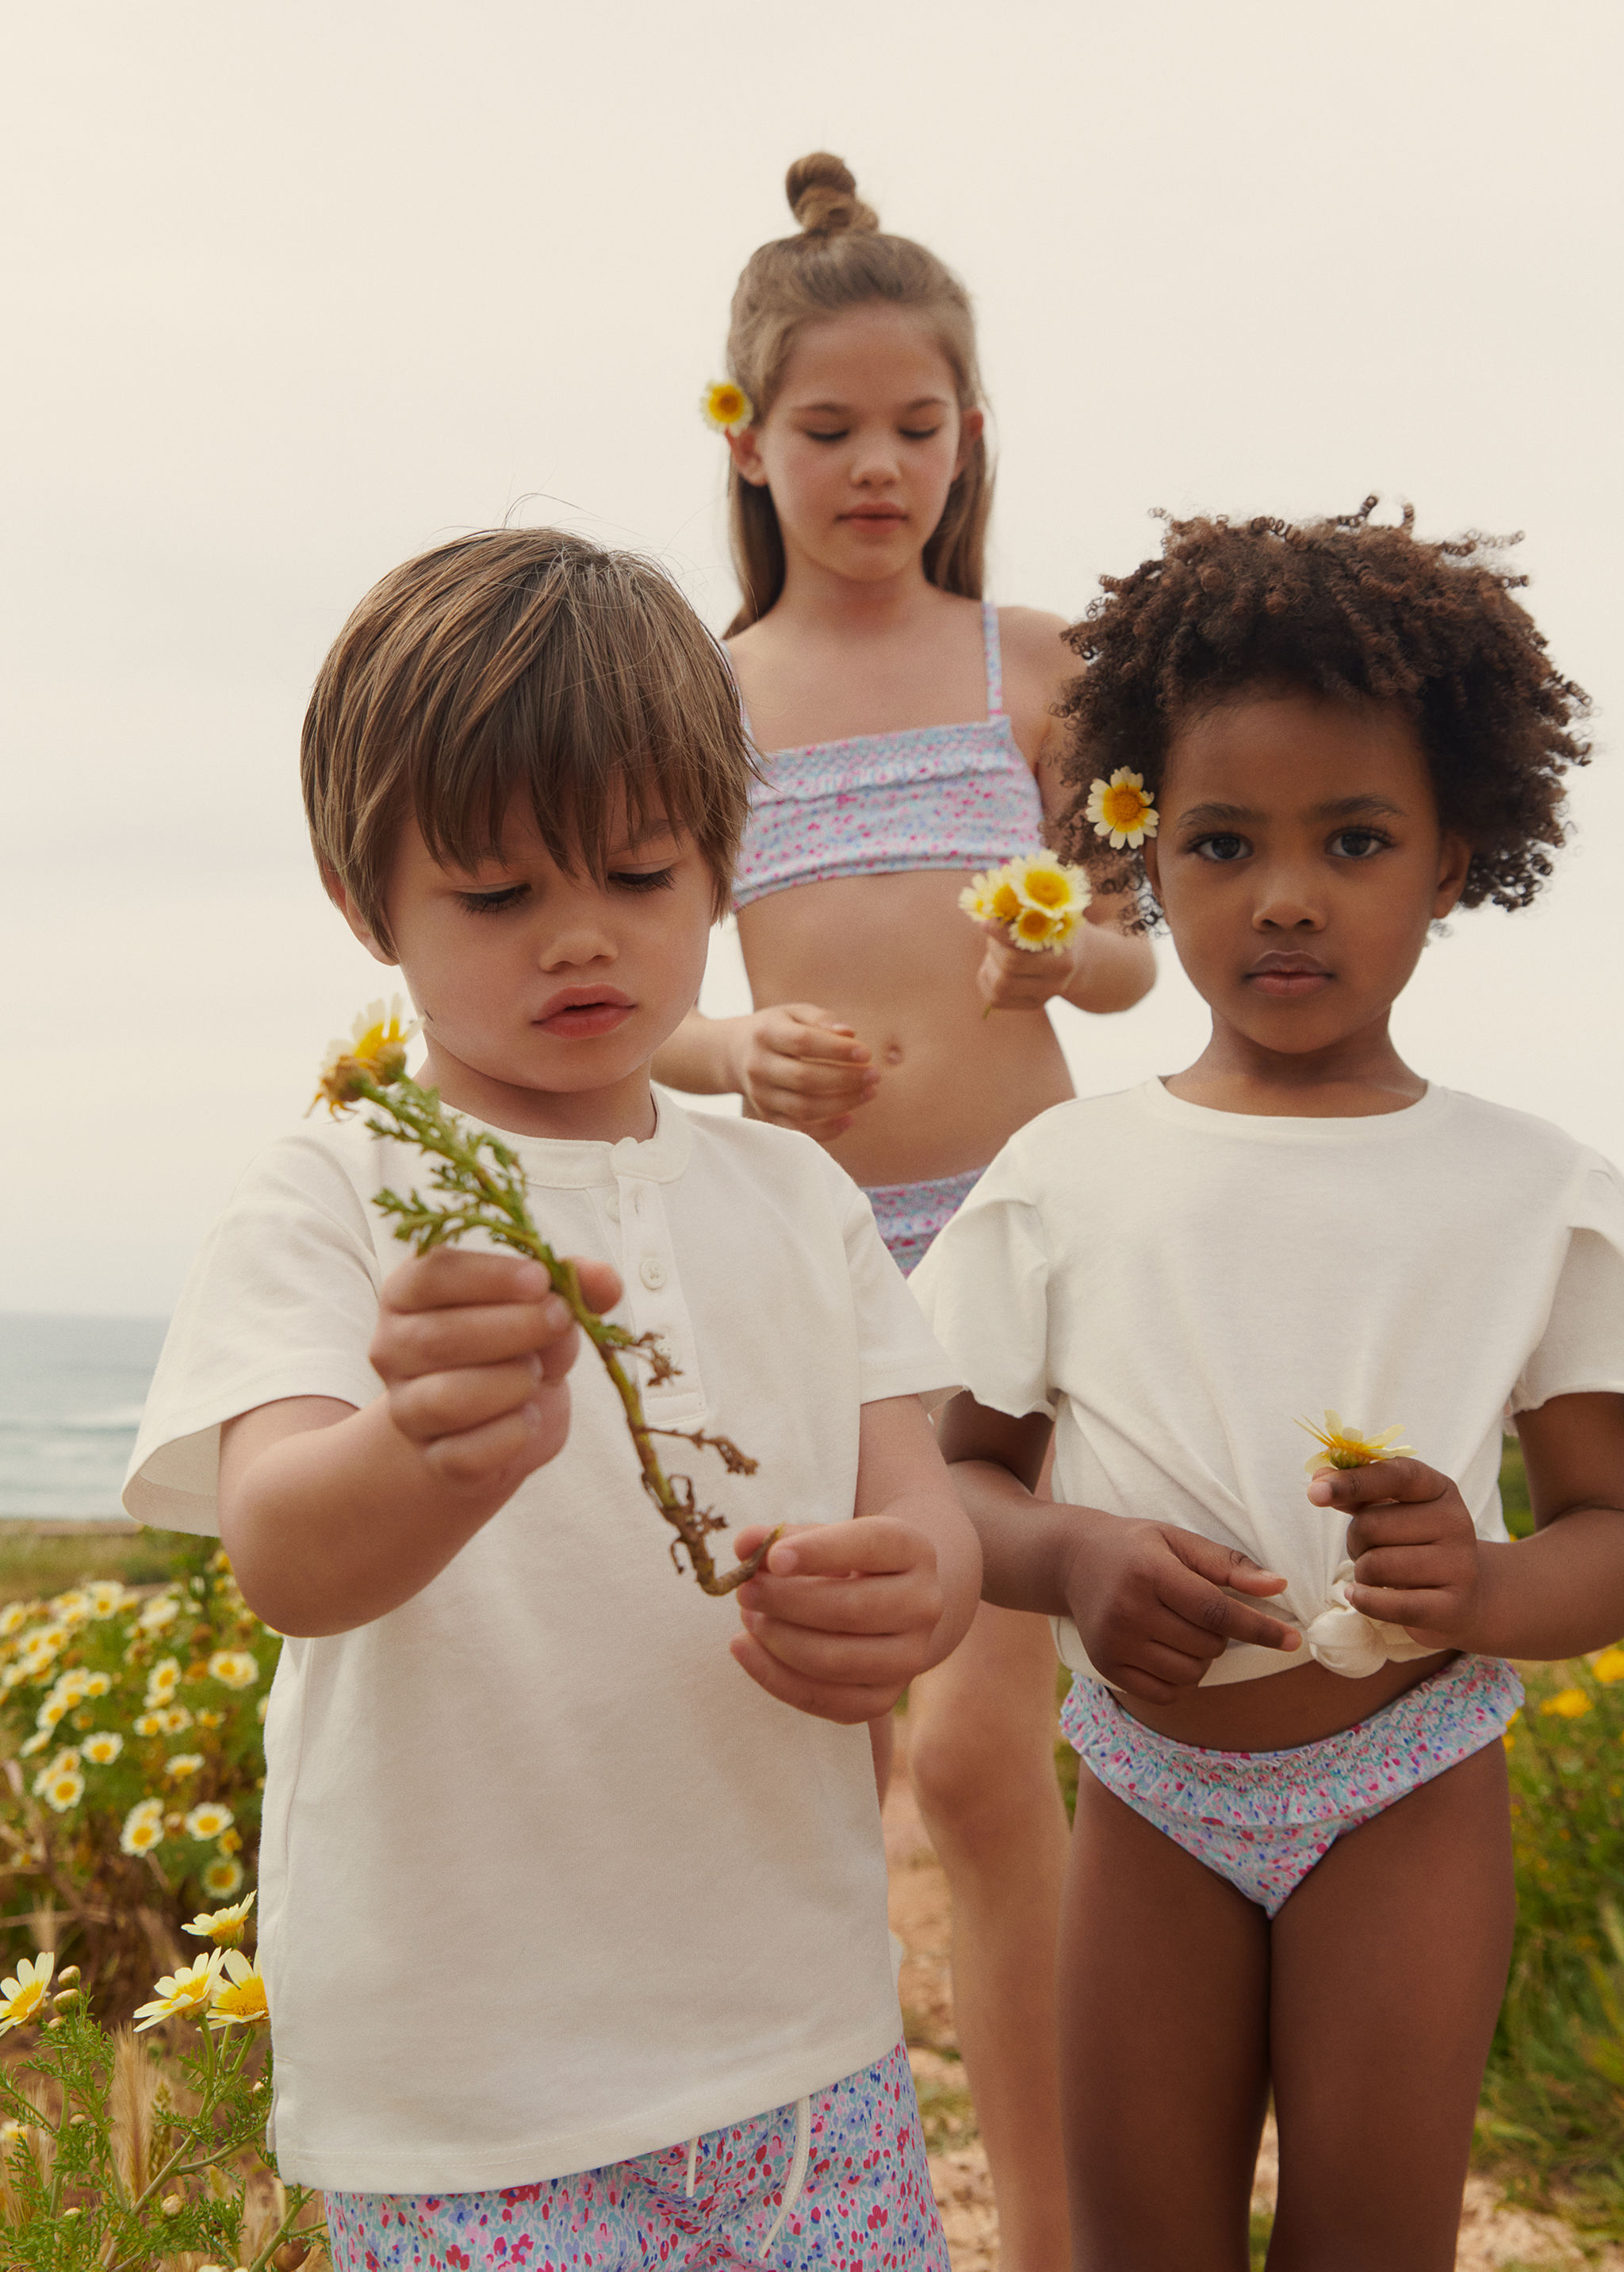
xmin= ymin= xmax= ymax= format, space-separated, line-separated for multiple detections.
xmin=911 ymin=1079 xmax=1624 ymax=1687
xmin=125 ymin=1093 xmax=953 ymax=2193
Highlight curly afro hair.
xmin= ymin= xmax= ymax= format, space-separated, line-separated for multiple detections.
xmin=1054 ymin=498 xmax=1591 ymax=925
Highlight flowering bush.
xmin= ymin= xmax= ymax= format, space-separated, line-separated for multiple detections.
xmin=0 ymin=1538 xmax=277 ymax=2019
xmin=0 ymin=1918 xmax=324 ymax=2270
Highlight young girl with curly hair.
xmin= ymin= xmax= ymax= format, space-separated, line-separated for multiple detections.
xmin=913 ymin=500 xmax=1624 ymax=2270
xmin=657 ymin=152 xmax=1155 ymax=2272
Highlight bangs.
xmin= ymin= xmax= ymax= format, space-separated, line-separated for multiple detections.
xmin=304 ymin=531 xmax=757 ymax=952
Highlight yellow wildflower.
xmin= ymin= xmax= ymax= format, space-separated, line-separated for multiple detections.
xmin=1542 ymin=1687 xmax=1592 ymax=1719
xmin=133 ymin=1951 xmax=224 ymax=2032
xmin=145 ymin=1657 xmax=182 ymax=1706
xmin=0 ymin=1604 xmax=27 ymax=1638
xmin=699 ymin=379 xmax=753 ymax=435
xmin=312 ymin=996 xmax=418 ymax=1115
xmin=1084 ymin=768 xmax=1159 ymax=850
xmin=1297 ymin=1411 xmax=1415 ymax=1474
xmin=159 ymin=1706 xmax=194 ymax=1735
xmin=1591 ymin=1646 xmax=1624 ymax=1685
xmin=218 ymin=1826 xmax=243 ymax=1854
xmin=207 ymin=1649 xmax=259 ymax=1690
xmin=40 ymin=1767 xmax=84 ymax=1814
xmin=51 ymin=1591 xmax=90 ymax=1627
xmin=82 ymin=1731 xmax=123 ymax=1765
xmin=0 ymin=1953 xmax=53 ymax=2035
xmin=165 ymin=1753 xmax=205 ymax=1781
xmin=201 ymin=1855 xmax=245 ymax=1899
xmin=132 ymin=1713 xmax=164 ymax=1738
xmin=87 ymin=1580 xmax=128 ymax=1619
xmin=197 ymin=1708 xmax=226 ymax=1730
xmin=82 ymin=1671 xmax=111 ymax=1698
xmin=184 ymin=1889 xmax=255 ymax=1944
xmin=120 ymin=1798 xmax=167 ymax=1856
xmin=1502 ymin=1709 xmax=1520 ymax=1753
xmin=184 ymin=1801 xmax=235 ymax=1841
xmin=17 ymin=1731 xmax=50 ymax=1758
xmin=208 ymin=1949 xmax=269 ymax=2030
xmin=33 ymin=1695 xmax=68 ymax=1730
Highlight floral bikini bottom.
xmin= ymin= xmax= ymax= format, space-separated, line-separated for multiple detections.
xmin=1062 ymin=1650 xmax=1523 ymax=1917
xmin=862 ymin=1168 xmax=985 ymax=1277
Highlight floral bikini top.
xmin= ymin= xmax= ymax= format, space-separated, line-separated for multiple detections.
xmin=730 ymin=600 xmax=1044 ymax=910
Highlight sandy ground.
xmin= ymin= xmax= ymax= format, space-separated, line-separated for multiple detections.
xmin=882 ymin=1741 xmax=1621 ymax=2272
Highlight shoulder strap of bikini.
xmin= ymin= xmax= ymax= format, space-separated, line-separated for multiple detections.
xmin=981 ymin=600 xmax=1005 ymax=718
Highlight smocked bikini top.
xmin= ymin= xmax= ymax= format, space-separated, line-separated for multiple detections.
xmin=730 ymin=600 xmax=1044 ymax=910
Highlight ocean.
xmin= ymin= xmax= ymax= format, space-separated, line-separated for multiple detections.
xmin=0 ymin=1315 xmax=167 ymax=1520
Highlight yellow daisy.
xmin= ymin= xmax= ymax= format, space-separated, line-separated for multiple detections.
xmin=40 ymin=1768 xmax=84 ymax=1814
xmin=132 ymin=1951 xmax=224 ymax=2032
xmin=82 ymin=1732 xmax=123 ymax=1765
xmin=1004 ymin=852 xmax=1093 ymax=921
xmin=17 ymin=1731 xmax=51 ymax=1758
xmin=699 ymin=380 xmax=753 ymax=435
xmin=136 ymin=1595 xmax=181 ymax=1633
xmin=0 ymin=1953 xmax=53 ymax=2036
xmin=217 ymin=1826 xmax=243 ymax=1855
xmin=1297 ymin=1411 xmax=1415 ymax=1474
xmin=82 ymin=1672 xmax=111 ymax=1698
xmin=1541 ymin=1687 xmax=1592 ymax=1719
xmin=207 ymin=1949 xmax=269 ymax=2030
xmin=0 ymin=1603 xmax=29 ymax=1638
xmin=120 ymin=1799 xmax=167 ymax=1856
xmin=164 ymin=1753 xmax=205 ymax=1781
xmin=184 ymin=1801 xmax=235 ymax=1841
xmin=312 ymin=997 xmax=419 ymax=1116
xmin=207 ymin=1649 xmax=259 ymax=1690
xmin=51 ymin=1592 xmax=90 ymax=1626
xmin=144 ymin=1657 xmax=182 ymax=1706
xmin=196 ymin=1708 xmax=226 ymax=1730
xmin=1010 ymin=903 xmax=1069 ymax=952
xmin=201 ymin=1855 xmax=246 ymax=1900
xmin=87 ymin=1581 xmax=128 ymax=1619
xmin=1591 ymin=1646 xmax=1624 ymax=1685
xmin=1084 ymin=768 xmax=1159 ymax=850
xmin=159 ymin=1707 xmax=194 ymax=1735
xmin=132 ymin=1712 xmax=164 ymax=1738
xmin=184 ymin=1889 xmax=255 ymax=1944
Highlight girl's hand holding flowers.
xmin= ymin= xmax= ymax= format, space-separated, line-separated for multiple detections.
xmin=960 ymin=852 xmax=1096 ymax=1018
xmin=1308 ymin=1455 xmax=1485 ymax=1649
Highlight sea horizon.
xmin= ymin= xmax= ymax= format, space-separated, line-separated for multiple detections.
xmin=0 ymin=1312 xmax=167 ymax=1522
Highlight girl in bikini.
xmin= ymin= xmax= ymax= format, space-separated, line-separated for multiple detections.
xmin=915 ymin=500 xmax=1622 ymax=2269
xmin=654 ymin=153 xmax=1154 ymax=2272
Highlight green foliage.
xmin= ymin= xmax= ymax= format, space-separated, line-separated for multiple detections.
xmin=0 ymin=1531 xmax=183 ymax=1603
xmin=0 ymin=1542 xmax=278 ymax=2019
xmin=0 ymin=1967 xmax=322 ymax=2269
xmin=1481 ymin=1649 xmax=1624 ymax=2232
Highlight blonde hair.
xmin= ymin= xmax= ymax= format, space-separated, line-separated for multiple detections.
xmin=302 ymin=529 xmax=755 ymax=954
xmin=723 ymin=154 xmax=992 ymax=633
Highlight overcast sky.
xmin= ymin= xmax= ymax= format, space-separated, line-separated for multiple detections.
xmin=5 ymin=0 xmax=1621 ymax=1316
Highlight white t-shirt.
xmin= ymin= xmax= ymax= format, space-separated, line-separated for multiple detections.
xmin=911 ymin=1080 xmax=1624 ymax=1688
xmin=125 ymin=1093 xmax=952 ymax=2193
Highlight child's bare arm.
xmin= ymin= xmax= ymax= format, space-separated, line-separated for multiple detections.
xmin=936 ymin=1391 xmax=1300 ymax=1704
xmin=1325 ymin=1389 xmax=1624 ymax=1658
xmin=218 ymin=1249 xmax=620 ymax=1639
xmin=726 ymin=1394 xmax=982 ymax=1724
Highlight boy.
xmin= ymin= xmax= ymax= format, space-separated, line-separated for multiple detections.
xmin=126 ymin=529 xmax=977 ymax=2266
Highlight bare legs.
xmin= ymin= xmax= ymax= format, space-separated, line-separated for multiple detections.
xmin=907 ymin=1602 xmax=1071 ymax=2272
xmin=1058 ymin=1741 xmax=1515 ymax=2271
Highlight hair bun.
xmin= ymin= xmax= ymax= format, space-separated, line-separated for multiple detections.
xmin=784 ymin=152 xmax=879 ymax=237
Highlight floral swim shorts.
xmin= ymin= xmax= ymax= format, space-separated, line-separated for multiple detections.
xmin=324 ymin=2040 xmax=949 ymax=2272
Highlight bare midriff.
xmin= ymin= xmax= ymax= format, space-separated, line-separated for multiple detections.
xmin=737 ymin=868 xmax=1076 ymax=1186
xmin=1116 ymin=1648 xmax=1457 ymax=1752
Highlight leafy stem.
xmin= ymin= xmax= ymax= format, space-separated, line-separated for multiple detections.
xmin=348 ymin=1071 xmax=779 ymax=1595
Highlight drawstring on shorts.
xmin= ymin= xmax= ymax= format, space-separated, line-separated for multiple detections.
xmin=757 ymin=2094 xmax=812 ymax=2260
xmin=680 ymin=2089 xmax=811 ymax=2255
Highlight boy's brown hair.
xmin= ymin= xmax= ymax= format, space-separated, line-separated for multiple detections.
xmin=302 ymin=529 xmax=755 ymax=953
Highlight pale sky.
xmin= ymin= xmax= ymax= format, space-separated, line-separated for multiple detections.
xmin=5 ymin=0 xmax=1622 ymax=1315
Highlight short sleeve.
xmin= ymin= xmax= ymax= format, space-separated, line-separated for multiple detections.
xmin=829 ymin=1174 xmax=957 ymax=1408
xmin=909 ymin=1156 xmax=1055 ymax=1420
xmin=123 ymin=1130 xmax=388 ymax=1534
xmin=1511 ymin=1163 xmax=1624 ymax=1413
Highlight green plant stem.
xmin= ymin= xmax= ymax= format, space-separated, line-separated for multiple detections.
xmin=354 ymin=1074 xmax=779 ymax=1595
